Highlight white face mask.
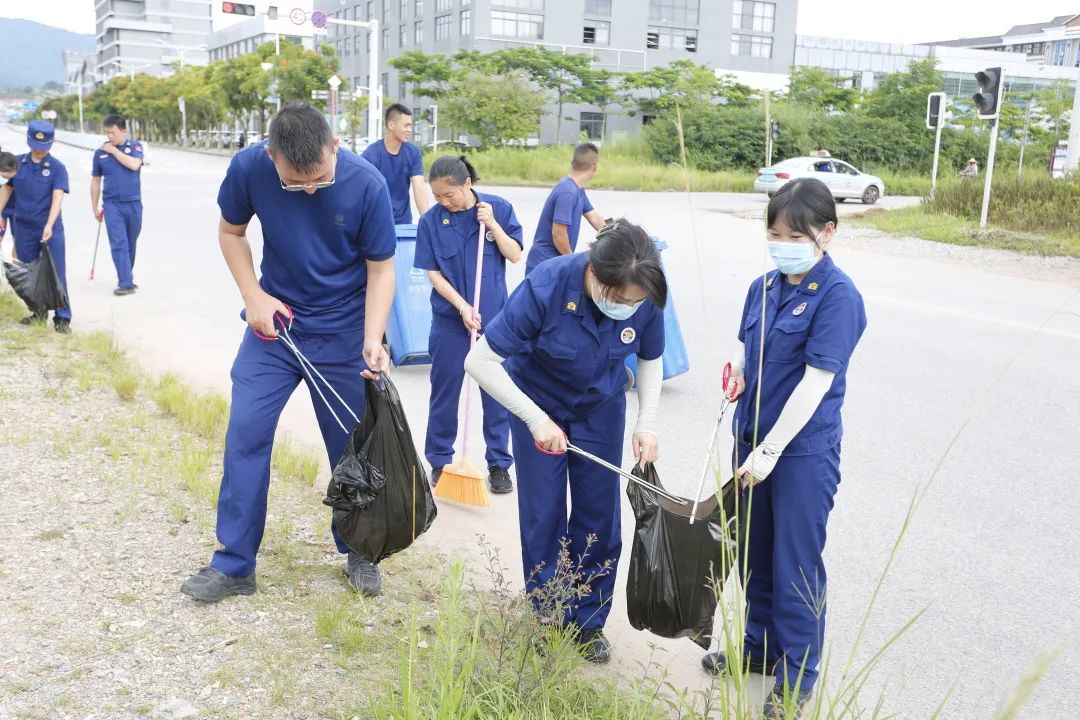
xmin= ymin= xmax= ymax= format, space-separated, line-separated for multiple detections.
xmin=0 ymin=177 xmax=8 ymax=186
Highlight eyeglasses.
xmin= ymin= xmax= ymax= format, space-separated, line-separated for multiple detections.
xmin=279 ymin=176 xmax=336 ymax=192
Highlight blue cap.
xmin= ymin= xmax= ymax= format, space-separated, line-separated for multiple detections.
xmin=27 ymin=120 xmax=54 ymax=151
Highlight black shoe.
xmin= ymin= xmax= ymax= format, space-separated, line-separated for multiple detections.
xmin=180 ymin=565 xmax=256 ymax=602
xmin=488 ymin=465 xmax=513 ymax=494
xmin=53 ymin=319 xmax=71 ymax=334
xmin=430 ymin=466 xmax=443 ymax=488
xmin=764 ymin=686 xmax=812 ymax=720
xmin=701 ymin=651 xmax=778 ymax=676
xmin=345 ymin=552 xmax=382 ymax=597
xmin=114 ymin=286 xmax=136 ymax=296
xmin=576 ymin=628 xmax=611 ymax=664
xmin=20 ymin=311 xmax=47 ymax=326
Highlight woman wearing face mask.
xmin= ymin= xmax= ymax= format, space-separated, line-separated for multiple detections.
xmin=415 ymin=155 xmax=523 ymax=494
xmin=701 ymin=178 xmax=866 ymax=718
xmin=464 ymin=219 xmax=667 ymax=664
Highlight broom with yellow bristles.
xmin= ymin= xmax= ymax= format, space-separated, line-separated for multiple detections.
xmin=433 ymin=222 xmax=491 ymax=507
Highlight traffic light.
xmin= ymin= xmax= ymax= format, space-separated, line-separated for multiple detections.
xmin=770 ymin=120 xmax=780 ymax=141
xmin=222 ymin=2 xmax=256 ymax=15
xmin=973 ymin=67 xmax=1003 ymax=120
xmin=267 ymin=5 xmax=278 ymax=20
xmin=926 ymin=92 xmax=945 ymax=130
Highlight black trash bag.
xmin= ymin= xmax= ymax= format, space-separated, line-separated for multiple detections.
xmin=625 ymin=463 xmax=743 ymax=649
xmin=323 ymin=373 xmax=436 ymax=563
xmin=3 ymin=246 xmax=68 ymax=313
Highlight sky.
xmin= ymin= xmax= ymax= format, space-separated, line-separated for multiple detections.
xmin=2 ymin=0 xmax=1079 ymax=45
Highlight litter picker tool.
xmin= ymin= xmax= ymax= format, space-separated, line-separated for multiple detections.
xmin=433 ymin=222 xmax=491 ymax=507
xmin=535 ymin=440 xmax=688 ymax=506
xmin=89 ymin=210 xmax=103 ymax=281
xmin=689 ymin=362 xmax=738 ymax=524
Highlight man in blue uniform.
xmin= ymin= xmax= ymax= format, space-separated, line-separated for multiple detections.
xmin=525 ymin=142 xmax=608 ymax=274
xmin=0 ymin=121 xmax=72 ymax=333
xmin=90 ymin=114 xmax=144 ymax=295
xmin=180 ymin=103 xmax=397 ymax=603
xmin=361 ymin=103 xmax=429 ymax=224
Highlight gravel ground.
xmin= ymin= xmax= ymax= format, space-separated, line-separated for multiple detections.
xmin=0 ymin=319 xmax=445 ymax=720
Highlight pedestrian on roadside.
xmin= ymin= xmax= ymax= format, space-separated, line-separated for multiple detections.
xmin=959 ymin=158 xmax=979 ymax=178
xmin=415 ymin=155 xmax=522 ymax=495
xmin=362 ymin=103 xmax=430 ymax=224
xmin=700 ymin=178 xmax=867 ymax=720
xmin=0 ymin=121 xmax=72 ymax=333
xmin=525 ymin=142 xmax=609 ymax=275
xmin=180 ymin=103 xmax=397 ymax=603
xmin=464 ymin=219 xmax=666 ymax=664
xmin=90 ymin=114 xmax=144 ymax=296
xmin=0 ymin=151 xmax=17 ymax=258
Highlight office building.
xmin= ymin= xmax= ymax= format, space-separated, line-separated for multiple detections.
xmin=208 ymin=10 xmax=316 ymax=62
xmin=931 ymin=14 xmax=1080 ymax=68
xmin=94 ymin=0 xmax=213 ymax=82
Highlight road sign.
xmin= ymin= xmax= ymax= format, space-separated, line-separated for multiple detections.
xmin=290 ymin=7 xmax=306 ymax=25
xmin=178 ymin=96 xmax=186 ymax=113
xmin=312 ymin=90 xmax=329 ymax=100
xmin=310 ymin=10 xmax=327 ymax=28
xmin=328 ymin=75 xmax=342 ymax=89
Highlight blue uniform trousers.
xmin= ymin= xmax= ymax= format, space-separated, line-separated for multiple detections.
xmin=104 ymin=199 xmax=141 ymax=289
xmin=739 ymin=442 xmax=841 ymax=694
xmin=211 ymin=327 xmax=367 ymax=577
xmin=14 ymin=222 xmax=70 ymax=321
xmin=425 ymin=316 xmax=512 ymax=470
xmin=509 ymin=392 xmax=625 ymax=630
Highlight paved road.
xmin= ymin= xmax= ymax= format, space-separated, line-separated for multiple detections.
xmin=2 ymin=127 xmax=1077 ymax=718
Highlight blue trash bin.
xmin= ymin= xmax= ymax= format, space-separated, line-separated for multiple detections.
xmin=624 ymin=237 xmax=690 ymax=387
xmin=385 ymin=224 xmax=434 ymax=366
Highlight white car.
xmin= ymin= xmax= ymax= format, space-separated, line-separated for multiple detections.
xmin=754 ymin=157 xmax=885 ymax=204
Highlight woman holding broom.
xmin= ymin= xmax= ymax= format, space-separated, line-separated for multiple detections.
xmin=414 ymin=155 xmax=523 ymax=494
xmin=464 ymin=219 xmax=667 ymax=664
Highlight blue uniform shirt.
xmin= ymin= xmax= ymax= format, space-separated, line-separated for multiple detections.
xmin=217 ymin=141 xmax=397 ymax=334
xmin=92 ymin=139 xmax=144 ymax=201
xmin=527 ymin=176 xmax=594 ymax=269
xmin=414 ymin=191 xmax=523 ymax=323
xmin=484 ymin=253 xmax=664 ymax=423
xmin=734 ymin=253 xmax=866 ymax=455
xmin=10 ymin=153 xmax=69 ymax=231
xmin=361 ymin=139 xmax=424 ymax=225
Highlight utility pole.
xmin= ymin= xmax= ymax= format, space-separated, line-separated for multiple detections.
xmin=430 ymin=104 xmax=439 ymax=151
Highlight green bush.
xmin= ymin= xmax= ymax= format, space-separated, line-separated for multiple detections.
xmin=926 ymin=175 xmax=1080 ymax=238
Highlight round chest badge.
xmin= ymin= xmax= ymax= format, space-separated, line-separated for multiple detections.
xmin=793 ymin=302 xmax=807 ymax=316
xmin=621 ymin=327 xmax=636 ymax=344
xmin=42 ymin=169 xmax=50 ymax=177
xmin=124 ymin=147 xmax=132 ymax=154
xmin=485 ymin=230 xmax=495 ymax=241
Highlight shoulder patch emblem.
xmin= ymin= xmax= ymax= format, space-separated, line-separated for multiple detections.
xmin=807 ymin=282 xmax=819 ymax=291
xmin=566 ymin=301 xmax=577 ymax=311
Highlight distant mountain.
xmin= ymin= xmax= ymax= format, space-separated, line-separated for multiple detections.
xmin=0 ymin=18 xmax=95 ymax=88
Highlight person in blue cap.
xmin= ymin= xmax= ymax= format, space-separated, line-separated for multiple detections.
xmin=414 ymin=155 xmax=523 ymax=494
xmin=464 ymin=218 xmax=667 ymax=664
xmin=180 ymin=103 xmax=397 ymax=603
xmin=361 ymin=103 xmax=430 ymax=224
xmin=525 ymin=142 xmax=608 ymax=275
xmin=90 ymin=113 xmax=144 ymax=296
xmin=0 ymin=151 xmax=17 ymax=253
xmin=700 ymin=178 xmax=867 ymax=719
xmin=0 ymin=121 xmax=72 ymax=333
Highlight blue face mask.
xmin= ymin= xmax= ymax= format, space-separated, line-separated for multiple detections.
xmin=592 ymin=285 xmax=644 ymax=321
xmin=768 ymin=241 xmax=819 ymax=275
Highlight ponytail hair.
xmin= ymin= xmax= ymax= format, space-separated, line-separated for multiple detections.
xmin=429 ymin=154 xmax=478 ymax=186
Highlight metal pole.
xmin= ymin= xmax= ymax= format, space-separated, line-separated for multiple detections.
xmin=77 ymin=87 xmax=85 ymax=135
xmin=276 ymin=33 xmax=281 ymax=55
xmin=979 ymin=118 xmax=1000 ymax=229
xmin=431 ymin=104 xmax=438 ymax=152
xmin=930 ymin=97 xmax=945 ymax=198
xmin=764 ymin=88 xmax=772 ymax=167
xmin=368 ymin=19 xmax=380 ymax=141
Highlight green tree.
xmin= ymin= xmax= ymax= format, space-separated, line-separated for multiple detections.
xmin=575 ymin=68 xmax=621 ymax=142
xmin=269 ymin=40 xmax=339 ymax=107
xmin=786 ymin=66 xmax=857 ymax=111
xmin=861 ymin=58 xmax=944 ymax=128
xmin=442 ymin=70 xmax=545 ymax=147
xmin=621 ymin=60 xmax=754 ymax=116
xmin=389 ymin=50 xmax=456 ymax=102
xmin=487 ymin=48 xmax=593 ymax=144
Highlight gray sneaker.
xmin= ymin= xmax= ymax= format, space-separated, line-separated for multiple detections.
xmin=345 ymin=552 xmax=382 ymax=597
xmin=180 ymin=565 xmax=256 ymax=602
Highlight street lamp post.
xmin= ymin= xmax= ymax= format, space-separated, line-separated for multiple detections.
xmin=324 ymin=17 xmax=381 ymax=141
xmin=155 ymin=39 xmax=207 ymax=69
xmin=65 ymin=79 xmax=93 ymax=134
xmin=429 ymin=104 xmax=438 ymax=152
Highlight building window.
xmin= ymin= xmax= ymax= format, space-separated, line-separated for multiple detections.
xmin=383 ymin=0 xmax=390 ymax=22
xmin=648 ymin=0 xmax=699 ymax=25
xmin=382 ymin=27 xmax=390 ymax=48
xmin=491 ymin=10 xmax=543 ymax=38
xmin=436 ymin=0 xmax=452 ymax=10
xmin=585 ymin=0 xmax=611 ymax=15
xmin=399 ymin=79 xmax=407 ymax=98
xmin=415 ymin=20 xmax=423 ymax=43
xmin=460 ymin=8 xmax=471 ymax=34
xmin=415 ymin=0 xmax=424 ymax=16
xmin=731 ymin=33 xmax=772 ymax=58
xmin=647 ymin=26 xmax=697 ymax=52
xmin=435 ymin=13 xmax=451 ymax=39
xmin=355 ymin=36 xmax=362 ymax=52
xmin=495 ymin=0 xmax=544 ymax=9
xmin=400 ymin=0 xmax=407 ymax=16
xmin=732 ymin=1 xmax=774 ymax=33
xmin=400 ymin=24 xmax=407 ymax=45
xmin=580 ymin=111 xmax=604 ymax=140
xmin=583 ymin=20 xmax=610 ymax=45
xmin=366 ymin=0 xmax=374 ymax=20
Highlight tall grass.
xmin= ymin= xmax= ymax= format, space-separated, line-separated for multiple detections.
xmin=926 ymin=175 xmax=1080 ymax=239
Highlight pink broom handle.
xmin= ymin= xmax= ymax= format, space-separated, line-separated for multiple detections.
xmin=460 ymin=222 xmax=486 ymax=458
